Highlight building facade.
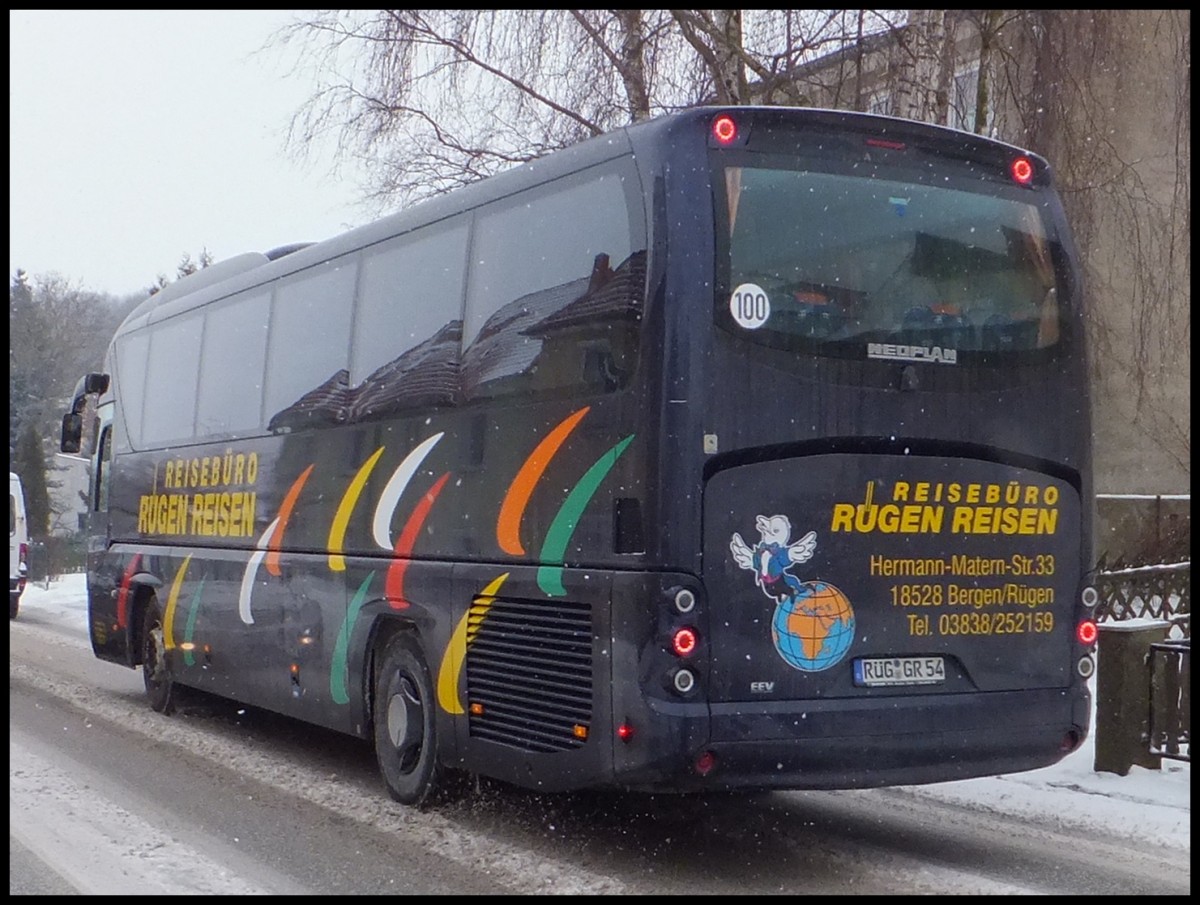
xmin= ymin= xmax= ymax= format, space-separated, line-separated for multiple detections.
xmin=793 ymin=10 xmax=1190 ymax=495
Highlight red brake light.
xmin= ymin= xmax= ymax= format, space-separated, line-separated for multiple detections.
xmin=671 ymin=627 xmax=698 ymax=657
xmin=712 ymin=114 xmax=737 ymax=145
xmin=1076 ymin=620 xmax=1098 ymax=645
xmin=1011 ymin=156 xmax=1034 ymax=185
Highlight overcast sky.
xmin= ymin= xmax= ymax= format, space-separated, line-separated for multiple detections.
xmin=9 ymin=9 xmax=368 ymax=298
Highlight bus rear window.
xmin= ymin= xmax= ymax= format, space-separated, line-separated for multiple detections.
xmin=717 ymin=164 xmax=1063 ymax=359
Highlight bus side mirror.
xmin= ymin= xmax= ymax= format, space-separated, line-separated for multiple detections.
xmin=84 ymin=372 xmax=110 ymax=395
xmin=60 ymin=371 xmax=110 ymax=453
xmin=61 ymin=412 xmax=83 ymax=454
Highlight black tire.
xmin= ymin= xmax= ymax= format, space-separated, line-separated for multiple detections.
xmin=141 ymin=596 xmax=178 ymax=714
xmin=10 ymin=592 xmax=19 ymax=620
xmin=374 ymin=633 xmax=457 ymax=808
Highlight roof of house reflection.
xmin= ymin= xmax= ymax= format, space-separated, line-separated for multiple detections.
xmin=268 ymin=249 xmax=646 ymax=429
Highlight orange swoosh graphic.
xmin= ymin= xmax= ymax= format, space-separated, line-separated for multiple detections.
xmin=385 ymin=472 xmax=451 ymax=608
xmin=496 ymin=406 xmax=589 ymax=555
xmin=266 ymin=464 xmax=314 ymax=577
xmin=328 ymin=447 xmax=386 ymax=572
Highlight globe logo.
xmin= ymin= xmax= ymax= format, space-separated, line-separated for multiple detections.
xmin=770 ymin=580 xmax=856 ymax=671
xmin=731 ymin=514 xmax=857 ymax=673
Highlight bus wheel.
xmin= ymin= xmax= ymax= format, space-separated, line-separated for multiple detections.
xmin=374 ymin=634 xmax=449 ymax=807
xmin=141 ymin=597 xmax=177 ymax=715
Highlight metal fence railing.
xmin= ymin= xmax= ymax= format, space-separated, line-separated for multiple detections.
xmin=1091 ymin=560 xmax=1190 ymax=770
xmin=1094 ymin=560 xmax=1190 ymax=635
xmin=1148 ymin=634 xmax=1191 ymax=763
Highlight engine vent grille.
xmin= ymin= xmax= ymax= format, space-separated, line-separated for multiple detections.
xmin=466 ymin=597 xmax=593 ymax=752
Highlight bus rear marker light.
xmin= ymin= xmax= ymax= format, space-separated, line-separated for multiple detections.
xmin=673 ymin=588 xmax=696 ymax=613
xmin=673 ymin=669 xmax=696 ymax=694
xmin=712 ymin=114 xmax=737 ymax=144
xmin=1011 ymin=156 xmax=1034 ymax=185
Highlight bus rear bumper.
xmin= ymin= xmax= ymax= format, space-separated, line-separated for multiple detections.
xmin=621 ymin=686 xmax=1090 ymax=792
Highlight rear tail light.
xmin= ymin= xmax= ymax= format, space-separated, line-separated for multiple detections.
xmin=1076 ymin=620 xmax=1098 ymax=646
xmin=671 ymin=627 xmax=698 ymax=657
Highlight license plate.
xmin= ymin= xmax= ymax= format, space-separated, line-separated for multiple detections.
xmin=853 ymin=656 xmax=945 ymax=687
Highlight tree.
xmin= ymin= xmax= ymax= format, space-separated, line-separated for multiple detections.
xmin=147 ymin=247 xmax=214 ymax=296
xmin=998 ymin=10 xmax=1191 ymax=477
xmin=891 ymin=9 xmax=947 ymax=123
xmin=9 ymin=269 xmax=135 ymax=531
xmin=9 ymin=270 xmax=38 ymax=453
xmin=9 ymin=272 xmax=114 ymax=453
xmin=13 ymin=424 xmax=51 ymax=538
xmin=270 ymin=10 xmax=899 ymax=209
xmin=9 ymin=273 xmax=111 ymax=404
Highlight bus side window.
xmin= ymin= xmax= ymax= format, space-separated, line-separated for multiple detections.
xmin=349 ymin=219 xmax=469 ymax=421
xmin=461 ymin=165 xmax=645 ymax=401
xmin=264 ymin=260 xmax=357 ymax=429
xmin=196 ymin=290 xmax=270 ymax=438
xmin=142 ymin=314 xmax=203 ymax=447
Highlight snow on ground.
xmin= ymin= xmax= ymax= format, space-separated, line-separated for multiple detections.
xmin=15 ymin=573 xmax=1190 ymax=850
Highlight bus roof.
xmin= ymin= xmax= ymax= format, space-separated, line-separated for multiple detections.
xmin=115 ymin=105 xmax=1046 ymax=337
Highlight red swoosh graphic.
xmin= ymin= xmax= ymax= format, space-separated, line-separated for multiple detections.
xmin=386 ymin=472 xmax=451 ymax=609
xmin=116 ymin=552 xmax=143 ymax=629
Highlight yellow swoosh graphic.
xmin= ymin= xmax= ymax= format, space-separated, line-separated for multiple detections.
xmin=163 ymin=555 xmax=192 ymax=651
xmin=328 ymin=446 xmax=385 ymax=572
xmin=436 ymin=572 xmax=508 ymax=715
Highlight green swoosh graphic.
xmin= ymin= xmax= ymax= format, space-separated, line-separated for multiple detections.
xmin=537 ymin=434 xmax=635 ymax=597
xmin=330 ymin=573 xmax=375 ymax=705
xmin=183 ymin=578 xmax=205 ymax=667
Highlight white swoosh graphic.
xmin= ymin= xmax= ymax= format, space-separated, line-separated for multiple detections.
xmin=238 ymin=517 xmax=279 ymax=625
xmin=371 ymin=432 xmax=444 ymax=550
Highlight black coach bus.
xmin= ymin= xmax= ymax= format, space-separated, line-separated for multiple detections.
xmin=62 ymin=106 xmax=1098 ymax=806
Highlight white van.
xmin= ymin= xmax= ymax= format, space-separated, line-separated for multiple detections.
xmin=10 ymin=472 xmax=29 ymax=618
